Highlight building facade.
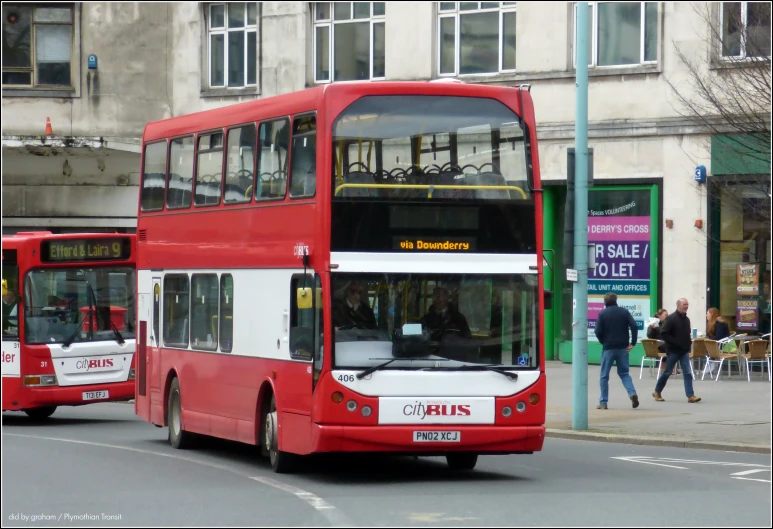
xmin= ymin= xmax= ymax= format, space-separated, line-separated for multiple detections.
xmin=2 ymin=2 xmax=770 ymax=360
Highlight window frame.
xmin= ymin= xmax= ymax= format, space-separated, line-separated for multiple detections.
xmin=223 ymin=123 xmax=257 ymax=206
xmin=313 ymin=2 xmax=386 ymax=84
xmin=166 ymin=134 xmax=196 ymax=210
xmin=207 ymin=2 xmax=258 ymax=89
xmin=289 ymin=112 xmax=318 ymax=200
xmin=289 ymin=273 xmax=317 ymax=362
xmin=573 ymin=1 xmax=659 ymax=69
xmin=162 ymin=274 xmax=191 ymax=349
xmin=141 ymin=139 xmax=169 ymax=212
xmin=720 ymin=1 xmax=771 ymax=61
xmin=219 ymin=274 xmax=234 ymax=353
xmin=194 ymin=128 xmax=225 ymax=208
xmin=2 ymin=3 xmax=75 ymax=89
xmin=437 ymin=1 xmax=518 ymax=77
xmin=190 ymin=273 xmax=220 ymax=351
xmin=255 ymin=117 xmax=291 ymax=202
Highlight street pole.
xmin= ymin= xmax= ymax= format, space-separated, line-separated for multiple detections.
xmin=572 ymin=1 xmax=589 ymax=431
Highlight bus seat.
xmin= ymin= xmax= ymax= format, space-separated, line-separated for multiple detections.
xmin=434 ymin=168 xmax=470 ymax=199
xmin=468 ymin=172 xmax=510 ymax=199
xmin=342 ymin=171 xmax=378 ymax=197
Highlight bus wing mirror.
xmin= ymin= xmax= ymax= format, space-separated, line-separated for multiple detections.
xmin=544 ymin=290 xmax=554 ymax=311
xmin=297 ymin=288 xmax=313 ymax=310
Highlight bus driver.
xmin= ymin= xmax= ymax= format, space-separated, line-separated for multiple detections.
xmin=422 ymin=286 xmax=471 ymax=339
xmin=332 ymin=280 xmax=377 ymax=330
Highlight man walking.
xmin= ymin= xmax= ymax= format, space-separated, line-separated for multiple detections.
xmin=594 ymin=293 xmax=639 ymax=409
xmin=653 ymin=298 xmax=701 ymax=403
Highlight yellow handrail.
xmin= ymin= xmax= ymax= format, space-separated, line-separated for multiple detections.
xmin=212 ymin=314 xmax=233 ymax=338
xmin=333 ymin=183 xmax=528 ymax=199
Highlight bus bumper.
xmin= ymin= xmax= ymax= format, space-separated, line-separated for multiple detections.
xmin=2 ymin=381 xmax=135 ymax=411
xmin=311 ymin=424 xmax=545 ymax=454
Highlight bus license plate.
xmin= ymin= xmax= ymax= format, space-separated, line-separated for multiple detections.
xmin=82 ymin=391 xmax=109 ymax=401
xmin=413 ymin=431 xmax=460 ymax=443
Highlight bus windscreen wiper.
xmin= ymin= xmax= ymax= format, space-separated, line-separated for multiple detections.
xmin=356 ymin=357 xmax=450 ymax=380
xmin=87 ymin=283 xmax=124 ymax=346
xmin=428 ymin=364 xmax=518 ymax=381
xmin=62 ymin=310 xmax=88 ymax=348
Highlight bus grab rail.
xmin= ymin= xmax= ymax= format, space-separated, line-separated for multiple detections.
xmin=333 ymin=183 xmax=528 ymax=199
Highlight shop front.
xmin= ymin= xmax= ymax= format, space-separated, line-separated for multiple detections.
xmin=707 ymin=134 xmax=771 ymax=337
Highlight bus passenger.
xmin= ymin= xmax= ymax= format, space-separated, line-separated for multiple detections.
xmin=2 ymin=279 xmax=19 ymax=334
xmin=332 ymin=281 xmax=377 ymax=330
xmin=422 ymin=287 xmax=471 ymax=339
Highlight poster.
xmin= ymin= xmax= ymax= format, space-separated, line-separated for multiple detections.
xmin=587 ymin=193 xmax=652 ymax=342
xmin=736 ymin=263 xmax=760 ymax=296
xmin=736 ymin=299 xmax=759 ymax=331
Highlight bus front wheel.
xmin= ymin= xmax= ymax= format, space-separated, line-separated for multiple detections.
xmin=24 ymin=406 xmax=57 ymax=419
xmin=446 ymin=453 xmax=478 ymax=470
xmin=167 ymin=378 xmax=193 ymax=449
xmin=264 ymin=396 xmax=296 ymax=474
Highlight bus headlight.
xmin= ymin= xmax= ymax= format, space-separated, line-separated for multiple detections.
xmin=502 ymin=406 xmax=513 ymax=417
xmin=516 ymin=401 xmax=527 ymax=413
xmin=361 ymin=406 xmax=372 ymax=417
xmin=346 ymin=400 xmax=358 ymax=412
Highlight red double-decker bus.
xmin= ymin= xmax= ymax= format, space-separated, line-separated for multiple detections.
xmin=2 ymin=232 xmax=137 ymax=418
xmin=135 ymin=81 xmax=546 ymax=472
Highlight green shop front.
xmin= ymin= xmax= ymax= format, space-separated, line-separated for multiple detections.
xmin=542 ymin=182 xmax=661 ymax=365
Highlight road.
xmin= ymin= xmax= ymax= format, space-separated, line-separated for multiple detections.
xmin=2 ymin=403 xmax=771 ymax=527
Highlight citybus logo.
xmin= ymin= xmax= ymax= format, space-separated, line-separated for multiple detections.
xmin=75 ymin=358 xmax=114 ymax=371
xmin=402 ymin=401 xmax=471 ymax=420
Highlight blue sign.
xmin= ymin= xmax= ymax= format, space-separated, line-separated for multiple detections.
xmin=88 ymin=55 xmax=98 ymax=69
xmin=517 ymin=355 xmax=528 ymax=366
xmin=694 ymin=165 xmax=707 ymax=183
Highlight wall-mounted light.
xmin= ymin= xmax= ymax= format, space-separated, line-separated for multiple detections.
xmin=694 ymin=219 xmax=703 ymax=230
xmin=665 ymin=219 xmax=673 ymax=229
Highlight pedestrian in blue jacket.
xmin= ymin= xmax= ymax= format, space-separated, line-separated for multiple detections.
xmin=594 ymin=293 xmax=639 ymax=410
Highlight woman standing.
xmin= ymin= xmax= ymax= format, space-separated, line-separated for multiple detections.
xmin=706 ymin=307 xmax=730 ymax=341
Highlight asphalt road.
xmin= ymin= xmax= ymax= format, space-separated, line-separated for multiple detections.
xmin=2 ymin=403 xmax=771 ymax=527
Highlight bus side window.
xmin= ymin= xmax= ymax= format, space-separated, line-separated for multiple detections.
xmin=167 ymin=135 xmax=195 ymax=209
xmin=290 ymin=114 xmax=317 ymax=199
xmin=289 ymin=275 xmax=314 ymax=361
xmin=163 ymin=274 xmax=189 ymax=348
xmin=141 ymin=141 xmax=167 ymax=211
xmin=220 ymin=274 xmax=233 ymax=353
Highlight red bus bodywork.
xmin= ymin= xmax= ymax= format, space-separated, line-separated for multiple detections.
xmin=2 ymin=232 xmax=137 ymax=417
xmin=135 ymin=82 xmax=545 ymax=471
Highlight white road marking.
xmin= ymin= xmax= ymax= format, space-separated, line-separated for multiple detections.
xmin=4 ymin=432 xmax=351 ymax=526
xmin=730 ymin=469 xmax=772 ymax=477
xmin=610 ymin=457 xmax=688 ymax=469
xmin=250 ymin=477 xmax=352 ymax=526
xmin=730 ymin=469 xmax=772 ymax=483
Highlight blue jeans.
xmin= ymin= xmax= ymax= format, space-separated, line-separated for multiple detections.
xmin=600 ymin=348 xmax=638 ymax=405
xmin=655 ymin=352 xmax=695 ymax=397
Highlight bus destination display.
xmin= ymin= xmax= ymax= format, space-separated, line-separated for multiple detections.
xmin=42 ymin=238 xmax=131 ymax=263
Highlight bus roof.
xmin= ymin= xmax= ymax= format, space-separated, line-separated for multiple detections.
xmin=142 ymin=81 xmax=532 ymax=143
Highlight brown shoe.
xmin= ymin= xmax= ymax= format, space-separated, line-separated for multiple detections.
xmin=652 ymin=391 xmax=664 ymax=402
xmin=687 ymin=396 xmax=702 ymax=403
xmin=596 ymin=404 xmax=608 ymax=410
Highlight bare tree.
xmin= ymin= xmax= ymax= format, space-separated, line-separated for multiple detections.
xmin=664 ymin=1 xmax=771 ymax=264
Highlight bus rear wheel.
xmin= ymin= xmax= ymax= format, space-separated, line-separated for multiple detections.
xmin=24 ymin=406 xmax=57 ymax=419
xmin=168 ymin=378 xmax=193 ymax=449
xmin=446 ymin=453 xmax=478 ymax=470
xmin=264 ymin=396 xmax=296 ymax=474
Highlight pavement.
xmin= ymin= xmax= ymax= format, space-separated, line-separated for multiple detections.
xmin=545 ymin=359 xmax=772 ymax=454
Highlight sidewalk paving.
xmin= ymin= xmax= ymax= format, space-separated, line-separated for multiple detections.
xmin=545 ymin=360 xmax=772 ymax=453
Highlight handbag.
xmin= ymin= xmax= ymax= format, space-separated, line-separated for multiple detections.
xmin=721 ymin=339 xmax=738 ymax=353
